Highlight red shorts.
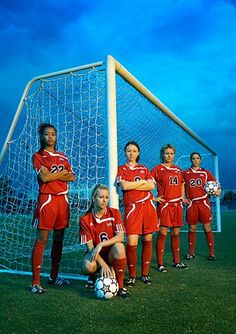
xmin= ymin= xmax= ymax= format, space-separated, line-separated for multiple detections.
xmin=84 ymin=246 xmax=112 ymax=266
xmin=158 ymin=202 xmax=183 ymax=228
xmin=32 ymin=194 xmax=69 ymax=230
xmin=186 ymin=200 xmax=212 ymax=225
xmin=124 ymin=200 xmax=159 ymax=235
xmin=100 ymin=246 xmax=113 ymax=264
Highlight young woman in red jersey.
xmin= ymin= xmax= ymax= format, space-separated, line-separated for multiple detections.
xmin=151 ymin=143 xmax=187 ymax=273
xmin=117 ymin=141 xmax=159 ymax=287
xmin=183 ymin=152 xmax=221 ymax=261
xmin=79 ymin=184 xmax=130 ymax=298
xmin=30 ymin=123 xmax=75 ymax=294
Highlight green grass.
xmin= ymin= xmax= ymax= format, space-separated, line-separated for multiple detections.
xmin=0 ymin=211 xmax=236 ymax=334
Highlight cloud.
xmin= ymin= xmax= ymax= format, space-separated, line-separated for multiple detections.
xmin=0 ymin=0 xmax=93 ymax=66
xmin=0 ymin=0 xmax=236 ymax=187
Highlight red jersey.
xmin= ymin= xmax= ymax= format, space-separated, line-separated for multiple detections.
xmin=151 ymin=164 xmax=184 ymax=202
xmin=79 ymin=207 xmax=125 ymax=246
xmin=33 ymin=149 xmax=73 ymax=195
xmin=183 ymin=167 xmax=216 ymax=200
xmin=117 ymin=163 xmax=154 ymax=205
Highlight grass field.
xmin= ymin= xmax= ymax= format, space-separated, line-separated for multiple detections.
xmin=0 ymin=211 xmax=235 ymax=334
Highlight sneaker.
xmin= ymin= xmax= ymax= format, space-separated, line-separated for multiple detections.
xmin=139 ymin=275 xmax=152 ymax=285
xmin=125 ymin=277 xmax=136 ymax=287
xmin=208 ymin=255 xmax=216 ymax=261
xmin=157 ymin=265 xmax=167 ymax=273
xmin=118 ymin=288 xmax=131 ymax=298
xmin=48 ymin=277 xmax=71 ymax=286
xmin=30 ymin=284 xmax=47 ymax=294
xmin=185 ymin=254 xmax=195 ymax=260
xmin=173 ymin=262 xmax=188 ymax=269
xmin=85 ymin=279 xmax=95 ymax=289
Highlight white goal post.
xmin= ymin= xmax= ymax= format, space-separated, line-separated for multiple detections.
xmin=0 ymin=55 xmax=221 ymax=278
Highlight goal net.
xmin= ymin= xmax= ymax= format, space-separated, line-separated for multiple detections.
xmin=0 ymin=55 xmax=221 ymax=278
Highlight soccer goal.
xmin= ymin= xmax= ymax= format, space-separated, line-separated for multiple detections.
xmin=0 ymin=55 xmax=221 ymax=278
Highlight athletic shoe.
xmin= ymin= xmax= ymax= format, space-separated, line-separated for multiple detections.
xmin=30 ymin=284 xmax=47 ymax=294
xmin=48 ymin=277 xmax=71 ymax=286
xmin=173 ymin=262 xmax=188 ymax=269
xmin=118 ymin=288 xmax=131 ymax=298
xmin=139 ymin=275 xmax=152 ymax=285
xmin=185 ymin=254 xmax=195 ymax=260
xmin=125 ymin=277 xmax=136 ymax=287
xmin=208 ymin=255 xmax=216 ymax=261
xmin=85 ymin=279 xmax=95 ymax=289
xmin=158 ymin=265 xmax=167 ymax=273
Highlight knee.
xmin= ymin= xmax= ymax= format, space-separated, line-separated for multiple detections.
xmin=159 ymin=227 xmax=168 ymax=237
xmin=37 ymin=230 xmax=50 ymax=244
xmin=37 ymin=236 xmax=48 ymax=244
xmin=170 ymin=232 xmax=179 ymax=237
xmin=112 ymin=243 xmax=126 ymax=258
xmin=170 ymin=230 xmax=180 ymax=237
xmin=203 ymin=224 xmax=211 ymax=233
xmin=82 ymin=259 xmax=97 ymax=274
xmin=143 ymin=234 xmax=153 ymax=242
xmin=127 ymin=235 xmax=139 ymax=247
xmin=189 ymin=226 xmax=197 ymax=232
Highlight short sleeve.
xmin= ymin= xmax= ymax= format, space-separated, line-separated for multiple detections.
xmin=116 ymin=166 xmax=124 ymax=185
xmin=79 ymin=216 xmax=92 ymax=244
xmin=32 ymin=153 xmax=42 ymax=174
xmin=113 ymin=209 xmax=125 ymax=234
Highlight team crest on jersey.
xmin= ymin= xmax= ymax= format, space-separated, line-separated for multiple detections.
xmin=89 ymin=222 xmax=93 ymax=226
xmin=106 ymin=222 xmax=112 ymax=227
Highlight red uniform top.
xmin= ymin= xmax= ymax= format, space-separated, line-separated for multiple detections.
xmin=151 ymin=164 xmax=184 ymax=202
xmin=117 ymin=163 xmax=154 ymax=205
xmin=183 ymin=167 xmax=216 ymax=200
xmin=33 ymin=149 xmax=73 ymax=195
xmin=79 ymin=208 xmax=125 ymax=246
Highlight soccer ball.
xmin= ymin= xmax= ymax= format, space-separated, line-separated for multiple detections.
xmin=94 ymin=276 xmax=119 ymax=300
xmin=204 ymin=181 xmax=219 ymax=195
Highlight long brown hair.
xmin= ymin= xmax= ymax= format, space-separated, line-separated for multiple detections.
xmin=190 ymin=152 xmax=201 ymax=161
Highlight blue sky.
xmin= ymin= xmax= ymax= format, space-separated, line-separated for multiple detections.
xmin=0 ymin=0 xmax=235 ymax=188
